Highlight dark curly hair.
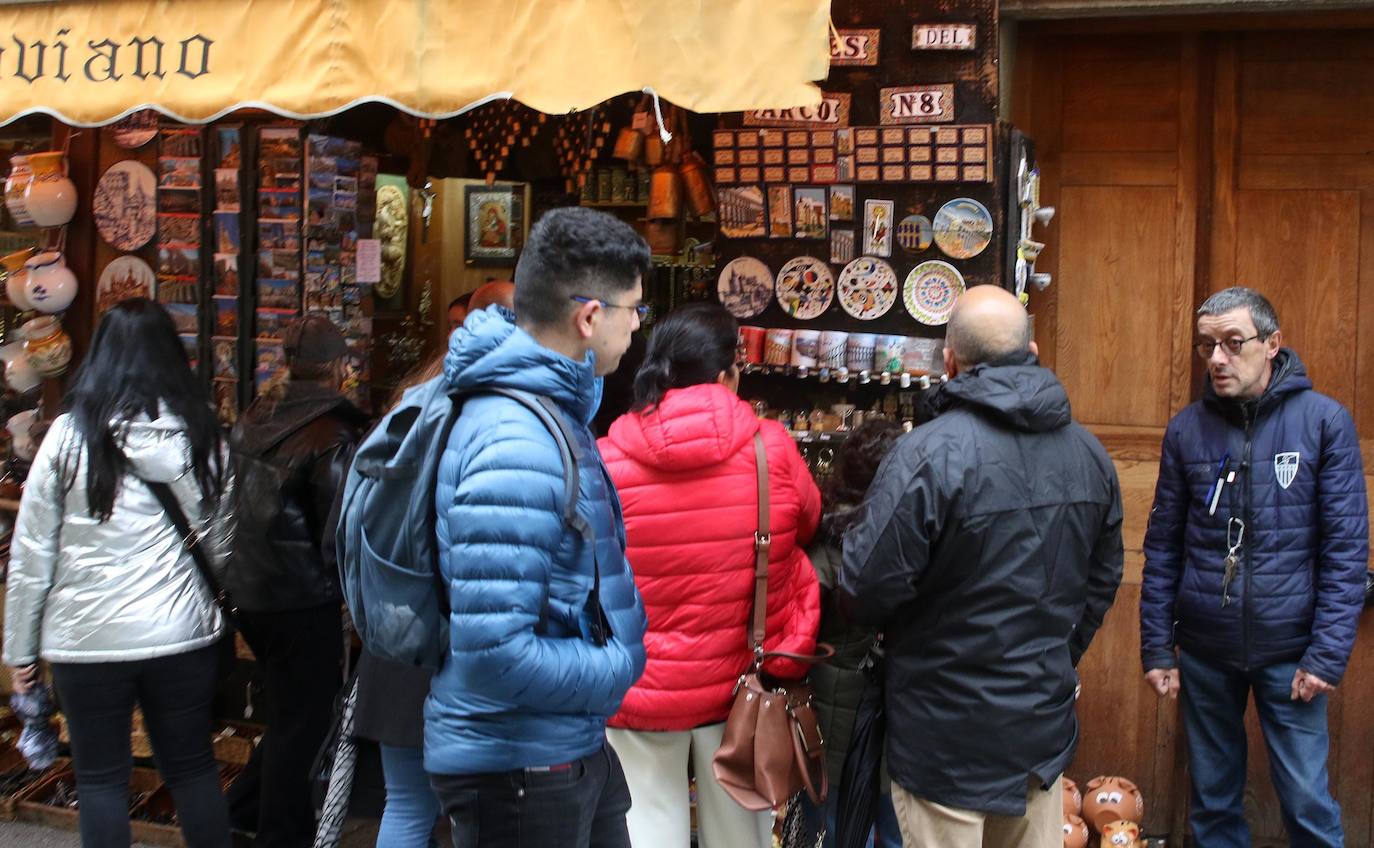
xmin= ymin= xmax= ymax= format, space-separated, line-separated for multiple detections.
xmin=513 ymin=207 xmax=652 ymax=327
xmin=818 ymin=419 xmax=904 ymax=544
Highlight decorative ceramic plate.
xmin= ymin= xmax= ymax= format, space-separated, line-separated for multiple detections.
xmin=904 ymin=260 xmax=965 ymax=325
xmin=97 ymin=256 xmax=155 ymax=313
xmin=896 ymin=214 xmax=933 ymax=254
xmin=774 ymin=256 xmax=834 ymax=320
xmin=836 ymin=257 xmax=898 ymax=320
xmin=717 ymin=256 xmax=774 ymax=319
xmin=933 ymin=198 xmax=993 ymax=259
xmin=94 ymin=160 xmax=158 ymax=251
xmin=109 ymin=110 xmax=159 ymax=149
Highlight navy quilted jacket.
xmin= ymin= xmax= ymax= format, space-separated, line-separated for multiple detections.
xmin=1140 ymin=350 xmax=1368 ymax=683
xmin=424 ymin=307 xmax=648 ymax=775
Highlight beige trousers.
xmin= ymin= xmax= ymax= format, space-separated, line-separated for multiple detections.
xmin=606 ymin=723 xmax=773 ymax=848
xmin=890 ymin=775 xmax=1063 ymax=848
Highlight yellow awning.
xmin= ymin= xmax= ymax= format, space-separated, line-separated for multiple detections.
xmin=0 ymin=0 xmax=831 ymax=126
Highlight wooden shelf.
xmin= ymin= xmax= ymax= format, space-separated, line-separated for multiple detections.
xmin=582 ymin=201 xmax=648 ymax=209
xmin=0 ymin=499 xmax=20 ymax=512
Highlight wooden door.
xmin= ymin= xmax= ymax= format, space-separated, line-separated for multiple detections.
xmin=1014 ymin=20 xmax=1374 ymax=844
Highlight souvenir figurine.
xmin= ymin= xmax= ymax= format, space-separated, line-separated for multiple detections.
xmin=1064 ymin=777 xmax=1083 ymax=816
xmin=1082 ymin=776 xmax=1144 ymax=832
xmin=1064 ymin=813 xmax=1090 ymax=848
xmin=1099 ymin=819 xmax=1141 ymax=848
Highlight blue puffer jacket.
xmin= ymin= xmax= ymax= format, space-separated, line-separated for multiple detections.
xmin=1140 ymin=350 xmax=1368 ymax=683
xmin=424 ymin=307 xmax=648 ymax=775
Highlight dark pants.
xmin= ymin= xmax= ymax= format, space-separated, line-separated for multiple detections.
xmin=429 ymin=743 xmax=632 ymax=848
xmin=1180 ymin=651 xmax=1344 ymax=847
xmin=228 ymin=604 xmax=343 ymax=848
xmin=50 ymin=643 xmax=230 ymax=848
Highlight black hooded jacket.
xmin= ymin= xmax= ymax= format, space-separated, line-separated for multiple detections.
xmin=840 ymin=351 xmax=1124 ymax=816
xmin=226 ymin=382 xmax=368 ymax=612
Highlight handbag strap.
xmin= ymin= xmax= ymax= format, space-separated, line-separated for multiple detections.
xmin=141 ymin=478 xmax=238 ymax=620
xmin=750 ymin=433 xmax=771 ymax=657
xmin=747 ymin=434 xmax=837 ymax=667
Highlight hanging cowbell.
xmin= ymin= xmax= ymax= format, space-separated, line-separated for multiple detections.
xmin=647 ymin=164 xmax=683 ymax=220
xmin=679 ymin=152 xmax=716 ymax=217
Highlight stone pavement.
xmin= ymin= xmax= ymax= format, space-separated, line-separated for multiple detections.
xmin=0 ymin=817 xmax=386 ymax=846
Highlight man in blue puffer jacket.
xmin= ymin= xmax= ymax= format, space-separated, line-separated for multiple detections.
xmin=1140 ymin=287 xmax=1368 ymax=847
xmin=425 ymin=208 xmax=650 ymax=847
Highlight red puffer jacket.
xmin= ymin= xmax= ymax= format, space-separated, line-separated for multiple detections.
xmin=601 ymin=383 xmax=822 ymax=731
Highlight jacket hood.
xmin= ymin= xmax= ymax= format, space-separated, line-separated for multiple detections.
xmin=1202 ymin=347 xmax=1311 ymax=419
xmin=117 ymin=410 xmax=202 ymax=484
xmin=443 ymin=306 xmax=602 ymax=426
xmin=232 ymin=382 xmax=367 ymax=455
xmin=934 ymin=351 xmax=1072 ymax=433
xmin=605 ymin=383 xmax=759 ymax=471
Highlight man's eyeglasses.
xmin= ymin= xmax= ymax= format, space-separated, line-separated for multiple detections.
xmin=570 ymin=295 xmax=650 ymax=321
xmin=1195 ymin=335 xmax=1263 ymax=359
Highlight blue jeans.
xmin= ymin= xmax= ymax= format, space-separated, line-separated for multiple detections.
xmin=1179 ymin=651 xmax=1343 ymax=847
xmin=378 ymin=744 xmax=441 ymax=848
xmin=796 ymin=787 xmax=901 ymax=848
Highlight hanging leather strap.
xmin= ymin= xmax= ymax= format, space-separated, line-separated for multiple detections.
xmin=747 ymin=434 xmax=836 ymax=668
xmin=750 ymin=433 xmax=771 ymax=657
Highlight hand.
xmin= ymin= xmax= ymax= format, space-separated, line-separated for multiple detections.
xmin=1145 ymin=668 xmax=1180 ymax=700
xmin=9 ymin=664 xmax=38 ymax=695
xmin=1290 ymin=669 xmax=1335 ymax=703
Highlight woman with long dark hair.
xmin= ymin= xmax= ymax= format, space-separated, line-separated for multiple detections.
xmin=599 ymin=302 xmax=821 ymax=848
xmin=4 ymin=298 xmax=235 ymax=848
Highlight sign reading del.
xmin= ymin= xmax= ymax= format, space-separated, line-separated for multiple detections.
xmin=912 ymin=23 xmax=977 ymax=51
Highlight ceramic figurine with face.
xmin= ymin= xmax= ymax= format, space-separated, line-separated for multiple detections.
xmin=1064 ymin=777 xmax=1083 ymax=816
xmin=1082 ymin=776 xmax=1145 ymax=831
xmin=1063 ymin=812 xmax=1090 ymax=848
xmin=1099 ymin=819 xmax=1141 ymax=848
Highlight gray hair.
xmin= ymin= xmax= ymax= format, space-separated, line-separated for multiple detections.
xmin=1198 ymin=287 xmax=1280 ymax=337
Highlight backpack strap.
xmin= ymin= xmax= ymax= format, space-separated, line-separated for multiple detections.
xmin=446 ymin=387 xmax=608 ymax=645
xmin=448 ymin=387 xmax=591 ymax=542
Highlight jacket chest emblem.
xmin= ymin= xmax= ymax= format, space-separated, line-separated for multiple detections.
xmin=1274 ymin=452 xmax=1300 ymax=490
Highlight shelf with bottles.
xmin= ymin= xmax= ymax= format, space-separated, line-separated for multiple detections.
xmin=741 ymin=363 xmax=941 ymax=389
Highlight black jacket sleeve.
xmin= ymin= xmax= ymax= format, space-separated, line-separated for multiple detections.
xmin=838 ymin=441 xmax=943 ymax=626
xmin=1069 ymin=459 xmax=1124 ymax=666
xmin=311 ymin=439 xmax=357 ymax=571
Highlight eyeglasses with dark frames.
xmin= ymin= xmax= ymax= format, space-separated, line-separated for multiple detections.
xmin=1194 ymin=334 xmax=1263 ymax=359
xmin=570 ymin=295 xmax=650 ymax=321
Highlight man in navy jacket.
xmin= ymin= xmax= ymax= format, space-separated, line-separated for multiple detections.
xmin=1141 ymin=287 xmax=1367 ymax=847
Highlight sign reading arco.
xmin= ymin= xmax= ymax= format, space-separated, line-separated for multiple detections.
xmin=0 ymin=31 xmax=213 ymax=84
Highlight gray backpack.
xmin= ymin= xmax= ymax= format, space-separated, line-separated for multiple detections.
xmin=336 ymin=376 xmax=590 ymax=668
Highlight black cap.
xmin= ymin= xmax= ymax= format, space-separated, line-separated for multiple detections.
xmin=282 ymin=314 xmax=348 ymax=364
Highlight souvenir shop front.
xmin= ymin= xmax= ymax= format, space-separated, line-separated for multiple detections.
xmin=0 ymin=0 xmax=1068 ymax=842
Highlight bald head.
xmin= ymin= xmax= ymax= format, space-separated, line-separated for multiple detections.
xmin=469 ymin=281 xmax=516 ymax=312
xmin=945 ymin=285 xmax=1033 ymax=370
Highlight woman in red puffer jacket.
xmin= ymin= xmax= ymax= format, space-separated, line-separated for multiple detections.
xmin=600 ymin=302 xmax=821 ymax=848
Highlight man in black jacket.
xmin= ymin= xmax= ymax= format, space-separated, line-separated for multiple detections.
xmin=226 ymin=315 xmax=368 ymax=848
xmin=840 ymin=286 xmax=1123 ymax=848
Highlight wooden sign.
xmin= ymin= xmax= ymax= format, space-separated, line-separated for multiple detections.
xmin=744 ymin=93 xmax=851 ymax=128
xmin=880 ymin=84 xmax=955 ymax=124
xmin=913 ymin=23 xmax=977 ymax=51
xmin=830 ymin=29 xmax=880 ymax=66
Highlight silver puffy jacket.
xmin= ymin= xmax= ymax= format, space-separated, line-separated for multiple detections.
xmin=3 ymin=411 xmax=234 ymax=666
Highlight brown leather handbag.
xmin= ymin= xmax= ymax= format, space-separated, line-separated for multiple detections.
xmin=712 ymin=433 xmax=832 ymax=811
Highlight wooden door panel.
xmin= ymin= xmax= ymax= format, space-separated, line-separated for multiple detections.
xmin=1232 ymin=190 xmax=1360 ymax=412
xmin=1056 ymin=186 xmax=1178 ymax=427
xmin=1070 ymin=583 xmax=1175 ymax=835
xmin=1062 ymin=42 xmax=1180 ymax=153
